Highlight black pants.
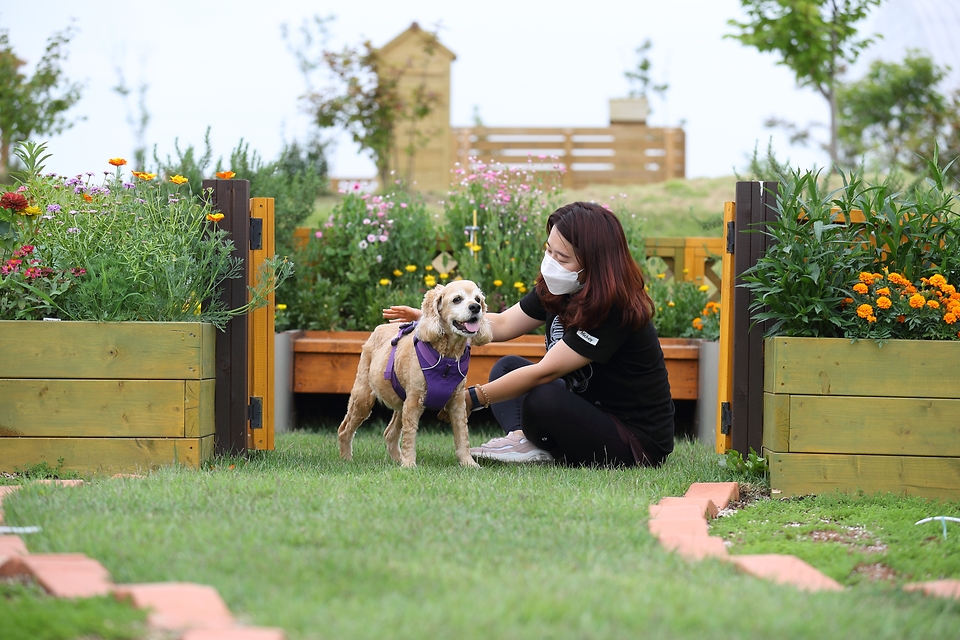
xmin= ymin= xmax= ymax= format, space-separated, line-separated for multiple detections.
xmin=488 ymin=355 xmax=637 ymax=467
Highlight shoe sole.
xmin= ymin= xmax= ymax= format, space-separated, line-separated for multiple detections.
xmin=470 ymin=449 xmax=554 ymax=463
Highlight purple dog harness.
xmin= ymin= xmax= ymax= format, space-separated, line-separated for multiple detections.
xmin=383 ymin=321 xmax=471 ymax=411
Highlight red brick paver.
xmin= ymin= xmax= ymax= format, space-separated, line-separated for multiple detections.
xmin=114 ymin=582 xmax=235 ymax=631
xmin=658 ymin=534 xmax=729 ymax=560
xmin=0 ymin=535 xmax=28 ymax=561
xmin=181 ymin=628 xmax=287 ymax=640
xmin=903 ymin=579 xmax=960 ymax=600
xmin=729 ymin=554 xmax=844 ymax=592
xmin=656 ymin=496 xmax=718 ymax=519
xmin=684 ymin=482 xmax=740 ymax=511
xmin=648 ymin=503 xmax=706 ymax=521
xmin=0 ymin=553 xmax=113 ymax=597
xmin=648 ymin=517 xmax=709 ymax=539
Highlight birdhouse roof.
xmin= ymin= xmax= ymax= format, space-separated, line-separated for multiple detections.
xmin=378 ymin=22 xmax=456 ymax=61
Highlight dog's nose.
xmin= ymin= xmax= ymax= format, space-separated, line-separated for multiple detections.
xmin=469 ymin=303 xmax=481 ymax=314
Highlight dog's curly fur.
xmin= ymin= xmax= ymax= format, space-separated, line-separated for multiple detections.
xmin=337 ymin=280 xmax=493 ymax=467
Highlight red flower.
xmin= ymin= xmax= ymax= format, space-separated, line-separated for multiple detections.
xmin=0 ymin=192 xmax=28 ymax=211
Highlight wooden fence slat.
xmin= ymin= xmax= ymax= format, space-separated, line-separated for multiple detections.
xmin=732 ymin=182 xmax=756 ymax=454
xmin=716 ymin=201 xmax=736 ymax=453
xmin=247 ymin=197 xmax=276 ymax=451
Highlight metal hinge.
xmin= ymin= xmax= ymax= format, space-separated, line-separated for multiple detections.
xmin=250 ymin=218 xmax=263 ymax=250
xmin=725 ymin=221 xmax=735 ymax=254
xmin=720 ymin=401 xmax=732 ymax=435
xmin=249 ymin=396 xmax=263 ymax=429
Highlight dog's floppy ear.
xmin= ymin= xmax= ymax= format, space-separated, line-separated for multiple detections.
xmin=417 ymin=284 xmax=445 ymax=343
xmin=472 ymin=292 xmax=494 ymax=346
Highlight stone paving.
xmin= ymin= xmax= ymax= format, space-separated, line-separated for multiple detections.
xmin=1 ymin=478 xmax=958 ymax=638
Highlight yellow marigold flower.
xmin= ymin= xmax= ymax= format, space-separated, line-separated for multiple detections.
xmin=656 ymin=273 xmax=666 ymax=279
xmin=393 ymin=269 xmax=403 ymax=277
xmin=858 ymin=272 xmax=875 ymax=285
xmin=215 ymin=170 xmax=236 ymax=180
xmin=856 ymin=304 xmax=873 ymax=319
xmin=853 ymin=283 xmax=869 ymax=294
xmin=22 ymin=205 xmax=41 ymax=216
xmin=132 ymin=171 xmax=157 ymax=180
xmin=692 ymin=317 xmax=703 ymax=330
xmin=170 ymin=174 xmax=188 ymax=185
xmin=439 ymin=272 xmax=449 ymax=280
xmin=424 ymin=265 xmax=433 ymax=271
xmin=928 ymin=299 xmax=940 ymax=309
xmin=876 ymin=296 xmax=892 ymax=310
xmin=379 ymin=278 xmax=390 ymax=286
xmin=909 ymin=294 xmax=925 ymax=308
xmin=876 ymin=287 xmax=890 ymax=296
xmin=944 ymin=312 xmax=957 ymax=325
xmin=206 ymin=212 xmax=224 ymax=222
xmin=698 ymin=285 xmax=709 ymax=292
xmin=493 ymin=280 xmax=503 ymax=287
xmin=108 ymin=157 xmax=127 ymax=167
xmin=276 ymin=303 xmax=287 ymax=310
xmin=405 ymin=264 xmax=417 ymax=272
xmin=867 ymin=315 xmax=877 ymax=323
xmin=424 ymin=276 xmax=437 ymax=287
xmin=514 ymin=281 xmax=524 ymax=289
xmin=667 ymin=301 xmax=675 ymax=307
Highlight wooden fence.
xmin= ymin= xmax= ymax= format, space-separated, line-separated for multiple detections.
xmin=451 ymin=125 xmax=685 ymax=189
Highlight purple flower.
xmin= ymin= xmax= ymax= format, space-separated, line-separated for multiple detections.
xmin=123 ymin=182 xmax=135 ymax=189
xmin=67 ymin=227 xmax=80 ymax=233
xmin=47 ymin=204 xmax=61 ymax=213
xmin=74 ymin=186 xmax=85 ymax=194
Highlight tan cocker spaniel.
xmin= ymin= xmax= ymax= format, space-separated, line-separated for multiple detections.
xmin=337 ymin=280 xmax=493 ymax=467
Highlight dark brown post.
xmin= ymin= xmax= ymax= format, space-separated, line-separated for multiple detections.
xmin=203 ymin=178 xmax=250 ymax=456
xmin=731 ymin=181 xmax=778 ymax=454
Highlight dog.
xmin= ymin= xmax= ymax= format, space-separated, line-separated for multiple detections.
xmin=337 ymin=280 xmax=493 ymax=468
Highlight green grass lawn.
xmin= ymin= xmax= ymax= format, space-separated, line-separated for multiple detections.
xmin=4 ymin=427 xmax=960 ymax=640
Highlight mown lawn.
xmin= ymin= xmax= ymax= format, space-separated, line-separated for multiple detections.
xmin=4 ymin=427 xmax=960 ymax=640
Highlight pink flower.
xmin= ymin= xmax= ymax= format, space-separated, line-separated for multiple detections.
xmin=366 ymin=234 xmax=377 ymax=243
xmin=379 ymin=234 xmax=388 ymax=242
xmin=400 ymin=202 xmax=407 ymax=208
xmin=315 ymin=231 xmax=323 ymax=239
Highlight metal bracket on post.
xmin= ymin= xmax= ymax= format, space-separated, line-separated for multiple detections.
xmin=250 ymin=218 xmax=263 ymax=251
xmin=720 ymin=401 xmax=732 ymax=435
xmin=249 ymin=396 xmax=263 ymax=430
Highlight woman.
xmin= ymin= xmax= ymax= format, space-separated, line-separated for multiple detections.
xmin=385 ymin=201 xmax=674 ymax=467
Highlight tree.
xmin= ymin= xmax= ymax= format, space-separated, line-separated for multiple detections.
xmin=624 ymin=38 xmax=669 ymax=102
xmin=0 ymin=24 xmax=83 ymax=180
xmin=838 ymin=51 xmax=949 ymax=172
xmin=284 ymin=18 xmax=441 ymax=188
xmin=727 ymin=0 xmax=881 ymax=169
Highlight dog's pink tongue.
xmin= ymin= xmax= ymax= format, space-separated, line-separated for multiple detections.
xmin=464 ymin=320 xmax=480 ymax=333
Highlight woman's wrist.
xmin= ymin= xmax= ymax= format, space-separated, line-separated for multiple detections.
xmin=467 ymin=386 xmax=483 ymax=412
xmin=475 ymin=383 xmax=491 ymax=408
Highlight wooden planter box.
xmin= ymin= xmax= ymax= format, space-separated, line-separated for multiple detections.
xmin=0 ymin=321 xmax=216 ymax=475
xmin=293 ymin=331 xmax=700 ymax=400
xmin=763 ymin=336 xmax=960 ymax=498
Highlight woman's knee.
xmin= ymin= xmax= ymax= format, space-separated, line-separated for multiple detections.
xmin=489 ymin=355 xmax=534 ymax=382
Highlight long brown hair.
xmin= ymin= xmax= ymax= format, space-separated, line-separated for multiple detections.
xmin=535 ymin=202 xmax=653 ymax=331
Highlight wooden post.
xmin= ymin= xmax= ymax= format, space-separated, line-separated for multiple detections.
xmin=203 ymin=178 xmax=250 ymax=456
xmin=715 ymin=202 xmax=736 ymax=453
xmin=562 ymin=128 xmax=574 ymax=190
xmin=247 ymin=197 xmax=275 ymax=451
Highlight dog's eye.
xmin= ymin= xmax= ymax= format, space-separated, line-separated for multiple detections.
xmin=475 ymin=296 xmax=482 ymax=303
xmin=452 ymin=296 xmax=463 ymax=304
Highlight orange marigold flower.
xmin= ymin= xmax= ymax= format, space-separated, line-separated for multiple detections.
xmin=906 ymin=285 xmax=919 ymax=295
xmin=842 ymin=297 xmax=854 ymax=305
xmin=216 ymin=170 xmax=236 ymax=180
xmin=170 ymin=175 xmax=188 ymax=185
xmin=856 ymin=304 xmax=873 ymax=319
xmin=876 ymin=296 xmax=892 ymax=310
xmin=853 ymin=283 xmax=869 ymax=294
xmin=108 ymin=157 xmax=127 ymax=167
xmin=206 ymin=212 xmax=225 ymax=222
xmin=132 ymin=171 xmax=157 ymax=180
xmin=692 ymin=318 xmax=703 ymax=330
xmin=942 ymin=284 xmax=957 ymax=296
xmin=83 ymin=194 xmax=93 ymax=202
xmin=867 ymin=315 xmax=877 ymax=323
xmin=929 ymin=274 xmax=947 ymax=288
xmin=909 ymin=294 xmax=925 ymax=309
xmin=928 ymin=299 xmax=940 ymax=309
xmin=876 ymin=287 xmax=890 ymax=296
xmin=945 ymin=312 xmax=957 ymax=325
xmin=858 ymin=272 xmax=875 ymax=285
xmin=887 ymin=273 xmax=909 ymax=286
xmin=897 ymin=315 xmax=906 ymax=323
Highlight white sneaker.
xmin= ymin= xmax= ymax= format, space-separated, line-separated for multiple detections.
xmin=469 ymin=430 xmax=554 ymax=463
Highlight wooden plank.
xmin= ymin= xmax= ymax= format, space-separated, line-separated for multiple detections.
xmin=767 ymin=450 xmax=960 ymax=499
xmin=731 ymin=182 xmax=757 ymax=454
xmin=0 ymin=321 xmax=214 ymax=380
xmin=783 ymin=394 xmax=960 ymax=456
xmin=184 ymin=379 xmax=216 ymax=438
xmin=294 ymin=353 xmax=361 ymax=394
xmin=762 ymin=392 xmax=790 ymax=452
xmin=204 ymin=178 xmax=250 ymax=456
xmin=0 ymin=436 xmax=215 ymax=474
xmin=0 ymin=379 xmax=192 ymax=438
xmin=716 ymin=201 xmax=736 ymax=453
xmin=247 ymin=197 xmax=276 ymax=451
xmin=764 ymin=337 xmax=960 ymax=398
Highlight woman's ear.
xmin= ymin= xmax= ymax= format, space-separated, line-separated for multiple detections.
xmin=472 ymin=294 xmax=494 ymax=346
xmin=417 ymin=284 xmax=445 ymax=343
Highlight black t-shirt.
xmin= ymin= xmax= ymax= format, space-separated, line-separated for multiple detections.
xmin=519 ymin=289 xmax=675 ymax=463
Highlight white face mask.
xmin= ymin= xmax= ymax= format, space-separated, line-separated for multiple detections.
xmin=540 ymin=253 xmax=583 ymax=295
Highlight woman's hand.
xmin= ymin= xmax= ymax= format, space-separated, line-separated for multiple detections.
xmin=382 ymin=305 xmax=421 ymax=323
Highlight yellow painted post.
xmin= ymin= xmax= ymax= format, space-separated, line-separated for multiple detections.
xmin=247 ymin=197 xmax=275 ymax=450
xmin=715 ymin=202 xmax=736 ymax=453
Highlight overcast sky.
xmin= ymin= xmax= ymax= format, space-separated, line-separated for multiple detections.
xmin=4 ymin=0 xmax=958 ymax=181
